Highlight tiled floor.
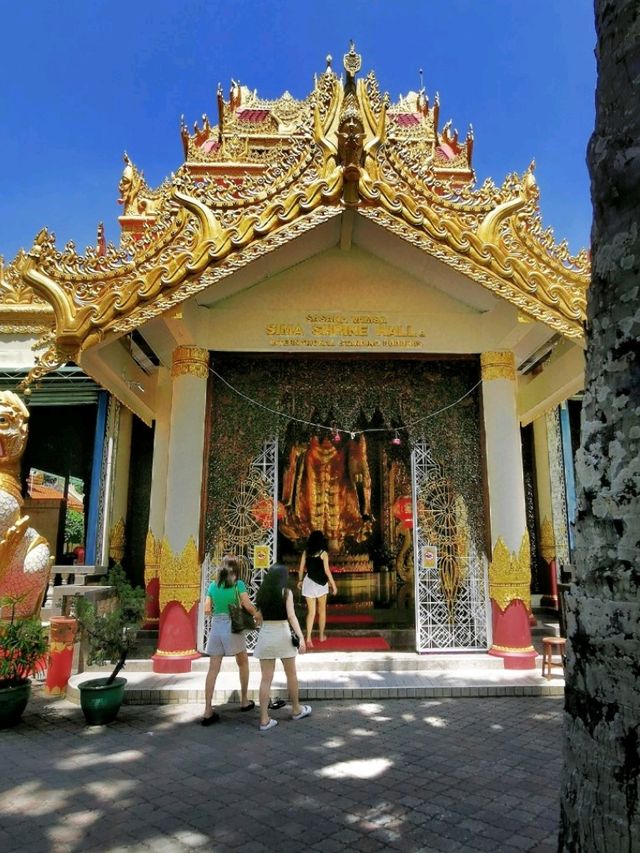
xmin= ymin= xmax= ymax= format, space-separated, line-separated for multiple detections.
xmin=1 ymin=686 xmax=564 ymax=852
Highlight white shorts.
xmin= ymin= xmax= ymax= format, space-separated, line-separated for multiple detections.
xmin=204 ymin=614 xmax=247 ymax=657
xmin=302 ymin=575 xmax=329 ymax=599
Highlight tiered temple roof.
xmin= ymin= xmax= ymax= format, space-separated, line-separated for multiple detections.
xmin=0 ymin=44 xmax=589 ymax=388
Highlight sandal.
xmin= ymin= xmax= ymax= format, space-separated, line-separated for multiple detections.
xmin=259 ymin=718 xmax=278 ymax=732
xmin=200 ymin=711 xmax=220 ymax=726
xmin=240 ymin=700 xmax=255 ymax=712
xmin=268 ymin=698 xmax=286 ymax=710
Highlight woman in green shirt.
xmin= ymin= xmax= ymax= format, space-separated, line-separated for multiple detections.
xmin=201 ymin=555 xmax=261 ymax=725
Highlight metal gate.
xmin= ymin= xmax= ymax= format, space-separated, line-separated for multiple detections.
xmin=411 ymin=439 xmax=489 ymax=652
xmin=199 ymin=439 xmax=279 ymax=651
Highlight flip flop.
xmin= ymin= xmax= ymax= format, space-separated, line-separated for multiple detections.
xmin=268 ymin=698 xmax=286 ymax=710
xmin=240 ymin=700 xmax=255 ymax=712
xmin=200 ymin=711 xmax=220 ymax=726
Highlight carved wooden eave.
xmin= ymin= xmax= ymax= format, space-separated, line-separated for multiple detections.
xmin=0 ymin=253 xmax=54 ymax=335
xmin=5 ymin=45 xmax=589 ymax=390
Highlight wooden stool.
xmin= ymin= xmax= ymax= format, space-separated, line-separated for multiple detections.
xmin=541 ymin=637 xmax=567 ymax=679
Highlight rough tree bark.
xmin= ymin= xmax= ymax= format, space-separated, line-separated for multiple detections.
xmin=559 ymin=1 xmax=640 ymax=850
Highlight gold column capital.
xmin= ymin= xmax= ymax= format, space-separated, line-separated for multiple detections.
xmin=171 ymin=345 xmax=209 ymax=380
xmin=480 ymin=351 xmax=516 ymax=382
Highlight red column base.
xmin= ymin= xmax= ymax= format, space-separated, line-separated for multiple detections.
xmin=45 ymin=617 xmax=77 ymax=696
xmin=489 ymin=599 xmax=537 ymax=670
xmin=143 ymin=577 xmax=160 ymax=629
xmin=153 ymin=600 xmax=200 ymax=673
xmin=488 ymin=645 xmax=538 ymax=670
xmin=152 ymin=651 xmax=200 ymax=674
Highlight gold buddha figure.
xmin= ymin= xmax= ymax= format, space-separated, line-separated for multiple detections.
xmin=280 ymin=433 xmax=372 ymax=551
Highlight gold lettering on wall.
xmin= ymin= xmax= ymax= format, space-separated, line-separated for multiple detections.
xmin=264 ymin=313 xmax=425 ymax=350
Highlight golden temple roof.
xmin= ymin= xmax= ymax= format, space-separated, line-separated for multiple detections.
xmin=2 ymin=44 xmax=589 ymax=387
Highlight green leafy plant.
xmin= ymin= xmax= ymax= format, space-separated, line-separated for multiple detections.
xmin=0 ymin=597 xmax=49 ymax=688
xmin=74 ymin=565 xmax=145 ymax=685
xmin=64 ymin=509 xmax=85 ymax=546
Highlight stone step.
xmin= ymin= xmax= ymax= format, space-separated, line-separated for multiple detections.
xmin=108 ymin=650 xmax=507 ymax=674
xmin=67 ymin=658 xmax=564 ymax=706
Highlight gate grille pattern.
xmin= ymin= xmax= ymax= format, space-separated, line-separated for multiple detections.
xmin=412 ymin=439 xmax=489 ymax=652
xmin=200 ymin=440 xmax=278 ymax=652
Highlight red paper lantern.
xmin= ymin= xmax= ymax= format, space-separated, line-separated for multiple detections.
xmin=251 ymin=498 xmax=286 ymax=529
xmin=393 ymin=495 xmax=413 ymax=529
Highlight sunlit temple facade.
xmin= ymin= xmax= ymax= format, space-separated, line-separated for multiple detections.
xmin=0 ymin=46 xmax=588 ymax=671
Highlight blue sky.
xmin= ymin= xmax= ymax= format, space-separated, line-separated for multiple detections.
xmin=0 ymin=1 xmax=595 ymax=261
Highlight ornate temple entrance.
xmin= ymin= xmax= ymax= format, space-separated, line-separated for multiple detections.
xmin=203 ymin=354 xmax=487 ymax=651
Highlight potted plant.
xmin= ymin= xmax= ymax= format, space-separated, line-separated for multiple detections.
xmin=0 ymin=596 xmax=49 ymax=728
xmin=74 ymin=565 xmax=145 ymax=725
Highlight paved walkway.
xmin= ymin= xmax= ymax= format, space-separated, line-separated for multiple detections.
xmin=0 ymin=684 xmax=563 ymax=852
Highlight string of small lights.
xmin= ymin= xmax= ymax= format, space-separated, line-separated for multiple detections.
xmin=209 ymin=366 xmax=482 ymax=445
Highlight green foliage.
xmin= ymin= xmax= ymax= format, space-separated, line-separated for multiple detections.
xmin=64 ymin=509 xmax=84 ymax=546
xmin=74 ymin=565 xmax=145 ymax=683
xmin=0 ymin=597 xmax=49 ymax=687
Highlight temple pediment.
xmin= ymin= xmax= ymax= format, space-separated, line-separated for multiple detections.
xmin=2 ymin=44 xmax=588 ymax=390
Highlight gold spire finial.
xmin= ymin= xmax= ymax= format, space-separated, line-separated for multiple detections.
xmin=96 ymin=222 xmax=106 ymax=257
xmin=326 ymin=54 xmax=332 ymax=70
xmin=419 ymin=68 xmax=424 ymax=91
xmin=343 ymin=41 xmax=361 ymax=79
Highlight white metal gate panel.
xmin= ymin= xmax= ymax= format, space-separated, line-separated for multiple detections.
xmin=412 ymin=439 xmax=489 ymax=652
xmin=199 ymin=439 xmax=279 ymax=652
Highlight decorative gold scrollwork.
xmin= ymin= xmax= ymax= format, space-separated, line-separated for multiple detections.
xmin=158 ymin=536 xmax=201 ymax=612
xmin=480 ymin=351 xmax=516 ymax=382
xmin=3 ymin=50 xmax=588 ymax=391
xmin=109 ymin=517 xmax=126 ymax=563
xmin=488 ymin=532 xmax=531 ymax=612
xmin=144 ymin=530 xmax=161 ymax=584
xmin=539 ymin=516 xmax=556 ymax=564
xmin=171 ymin=345 xmax=209 ymax=380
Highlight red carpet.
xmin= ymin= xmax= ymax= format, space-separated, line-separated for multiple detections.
xmin=326 ymin=614 xmax=375 ymax=625
xmin=310 ymin=636 xmax=390 ymax=652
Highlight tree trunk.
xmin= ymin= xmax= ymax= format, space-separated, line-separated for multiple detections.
xmin=559 ymin=1 xmax=640 ymax=850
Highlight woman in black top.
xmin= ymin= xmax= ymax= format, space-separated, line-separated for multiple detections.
xmin=254 ymin=564 xmax=310 ymax=732
xmin=297 ymin=530 xmax=337 ymax=648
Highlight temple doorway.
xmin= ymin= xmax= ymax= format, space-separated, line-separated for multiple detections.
xmin=276 ymin=418 xmax=415 ymax=638
xmin=204 ymin=353 xmax=487 ymax=650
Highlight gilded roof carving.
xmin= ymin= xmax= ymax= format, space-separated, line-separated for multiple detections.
xmin=4 ymin=44 xmax=589 ymax=388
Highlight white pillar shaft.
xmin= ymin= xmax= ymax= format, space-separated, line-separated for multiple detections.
xmin=532 ymin=415 xmax=553 ymax=526
xmin=148 ymin=367 xmax=172 ymax=540
xmin=164 ymin=349 xmax=208 ymax=550
xmin=481 ymin=353 xmax=527 ymax=551
xmin=110 ymin=407 xmax=133 ymax=529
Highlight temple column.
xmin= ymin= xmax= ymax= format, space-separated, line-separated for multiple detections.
xmin=152 ymin=347 xmax=208 ymax=673
xmin=144 ymin=367 xmax=172 ymax=628
xmin=481 ymin=351 xmax=536 ymax=669
xmin=532 ymin=414 xmax=558 ymax=607
xmin=107 ymin=406 xmax=133 ymax=565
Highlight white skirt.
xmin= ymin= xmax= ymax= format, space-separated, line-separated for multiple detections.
xmin=302 ymin=575 xmax=328 ymax=599
xmin=253 ymin=621 xmax=297 ymax=660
